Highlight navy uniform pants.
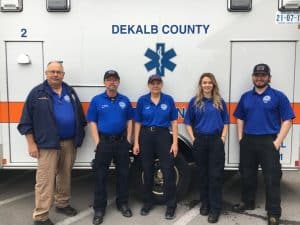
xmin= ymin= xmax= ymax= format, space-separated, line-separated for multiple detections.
xmin=139 ymin=127 xmax=177 ymax=208
xmin=239 ymin=134 xmax=282 ymax=217
xmin=193 ymin=134 xmax=225 ymax=214
xmin=93 ymin=137 xmax=130 ymax=212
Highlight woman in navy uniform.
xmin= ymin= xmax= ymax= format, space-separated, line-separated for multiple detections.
xmin=184 ymin=73 xmax=229 ymax=223
xmin=133 ymin=75 xmax=178 ymax=220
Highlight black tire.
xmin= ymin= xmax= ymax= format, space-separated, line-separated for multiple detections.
xmin=130 ymin=153 xmax=191 ymax=204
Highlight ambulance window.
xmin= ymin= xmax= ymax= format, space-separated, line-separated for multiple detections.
xmin=227 ymin=0 xmax=252 ymax=12
xmin=278 ymin=0 xmax=300 ymax=11
xmin=47 ymin=0 xmax=70 ymax=12
xmin=0 ymin=0 xmax=22 ymax=12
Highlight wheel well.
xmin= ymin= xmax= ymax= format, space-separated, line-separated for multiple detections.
xmin=178 ymin=135 xmax=194 ymax=163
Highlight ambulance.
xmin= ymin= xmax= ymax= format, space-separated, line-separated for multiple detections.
xmin=0 ymin=0 xmax=299 ymax=201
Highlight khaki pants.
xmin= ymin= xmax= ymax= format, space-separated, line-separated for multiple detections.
xmin=33 ymin=139 xmax=77 ymax=221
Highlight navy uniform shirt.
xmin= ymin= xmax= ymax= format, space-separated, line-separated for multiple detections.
xmin=184 ymin=97 xmax=229 ymax=135
xmin=86 ymin=92 xmax=133 ymax=135
xmin=135 ymin=93 xmax=178 ymax=127
xmin=51 ymin=84 xmax=76 ymax=139
xmin=234 ymin=86 xmax=295 ymax=135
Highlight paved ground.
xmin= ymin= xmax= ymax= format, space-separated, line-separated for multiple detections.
xmin=0 ymin=169 xmax=299 ymax=225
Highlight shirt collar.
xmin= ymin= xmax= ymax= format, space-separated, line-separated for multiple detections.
xmin=45 ymin=81 xmax=67 ymax=97
xmin=252 ymin=85 xmax=271 ymax=96
xmin=203 ymin=97 xmax=213 ymax=102
xmin=103 ymin=91 xmax=120 ymax=100
xmin=146 ymin=92 xmax=165 ymax=104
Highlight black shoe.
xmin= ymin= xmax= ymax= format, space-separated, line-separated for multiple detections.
xmin=208 ymin=213 xmax=220 ymax=223
xmin=55 ymin=205 xmax=78 ymax=216
xmin=140 ymin=204 xmax=153 ymax=216
xmin=117 ymin=204 xmax=133 ymax=217
xmin=165 ymin=207 xmax=176 ymax=220
xmin=268 ymin=215 xmax=280 ymax=225
xmin=33 ymin=219 xmax=54 ymax=225
xmin=232 ymin=202 xmax=255 ymax=212
xmin=200 ymin=203 xmax=209 ymax=216
xmin=93 ymin=210 xmax=105 ymax=225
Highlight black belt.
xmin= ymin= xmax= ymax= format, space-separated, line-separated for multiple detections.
xmin=141 ymin=126 xmax=169 ymax=132
xmin=243 ymin=134 xmax=277 ymax=139
xmin=99 ymin=133 xmax=125 ymax=142
xmin=196 ymin=133 xmax=221 ymax=138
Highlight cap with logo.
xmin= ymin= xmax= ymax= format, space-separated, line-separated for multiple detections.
xmin=148 ymin=74 xmax=162 ymax=84
xmin=103 ymin=70 xmax=120 ymax=80
xmin=253 ymin=63 xmax=271 ymax=76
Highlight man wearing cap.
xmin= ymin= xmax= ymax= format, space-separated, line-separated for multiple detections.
xmin=87 ymin=70 xmax=133 ymax=225
xmin=18 ymin=61 xmax=86 ymax=225
xmin=232 ymin=63 xmax=295 ymax=225
xmin=133 ymin=75 xmax=178 ymax=220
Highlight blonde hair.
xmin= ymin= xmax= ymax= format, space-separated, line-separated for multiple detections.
xmin=194 ymin=73 xmax=223 ymax=110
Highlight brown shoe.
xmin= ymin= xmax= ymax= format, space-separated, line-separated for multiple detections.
xmin=55 ymin=205 xmax=78 ymax=216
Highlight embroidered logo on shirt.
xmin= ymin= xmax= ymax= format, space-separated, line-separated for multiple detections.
xmin=119 ymin=101 xmax=126 ymax=109
xmin=263 ymin=95 xmax=271 ymax=103
xmin=145 ymin=105 xmax=151 ymax=110
xmin=38 ymin=97 xmax=48 ymax=100
xmin=101 ymin=104 xmax=109 ymax=109
xmin=64 ymin=95 xmax=71 ymax=103
xmin=160 ymin=104 xmax=168 ymax=110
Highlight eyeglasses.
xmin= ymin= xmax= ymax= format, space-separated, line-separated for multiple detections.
xmin=105 ymin=78 xmax=119 ymax=82
xmin=46 ymin=70 xmax=65 ymax=75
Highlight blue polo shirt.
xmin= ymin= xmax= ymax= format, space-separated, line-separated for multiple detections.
xmin=51 ymin=84 xmax=76 ymax=139
xmin=234 ymin=86 xmax=295 ymax=135
xmin=86 ymin=92 xmax=133 ymax=135
xmin=135 ymin=93 xmax=178 ymax=127
xmin=184 ymin=97 xmax=229 ymax=135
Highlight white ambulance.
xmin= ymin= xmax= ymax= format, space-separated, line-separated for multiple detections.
xmin=0 ymin=0 xmax=299 ymax=201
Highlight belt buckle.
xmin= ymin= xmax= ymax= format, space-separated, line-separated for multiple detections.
xmin=150 ymin=126 xmax=155 ymax=132
xmin=109 ymin=135 xmax=116 ymax=141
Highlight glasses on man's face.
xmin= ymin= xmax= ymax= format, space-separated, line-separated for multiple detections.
xmin=46 ymin=70 xmax=65 ymax=75
xmin=105 ymin=78 xmax=119 ymax=82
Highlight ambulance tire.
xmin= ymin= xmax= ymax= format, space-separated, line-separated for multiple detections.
xmin=130 ymin=153 xmax=191 ymax=204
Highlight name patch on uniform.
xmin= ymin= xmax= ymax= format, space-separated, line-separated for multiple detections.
xmin=101 ymin=104 xmax=109 ymax=109
xmin=38 ymin=97 xmax=48 ymax=100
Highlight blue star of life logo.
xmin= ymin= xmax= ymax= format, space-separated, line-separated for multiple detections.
xmin=144 ymin=43 xmax=177 ymax=76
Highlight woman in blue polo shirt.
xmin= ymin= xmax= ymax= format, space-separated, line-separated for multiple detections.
xmin=133 ymin=75 xmax=178 ymax=220
xmin=184 ymin=73 xmax=229 ymax=223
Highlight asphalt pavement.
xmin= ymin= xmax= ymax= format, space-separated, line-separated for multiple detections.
xmin=0 ymin=169 xmax=299 ymax=225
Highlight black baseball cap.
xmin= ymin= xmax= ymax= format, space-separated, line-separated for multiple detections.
xmin=103 ymin=70 xmax=120 ymax=80
xmin=148 ymin=74 xmax=162 ymax=84
xmin=253 ymin=63 xmax=271 ymax=76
